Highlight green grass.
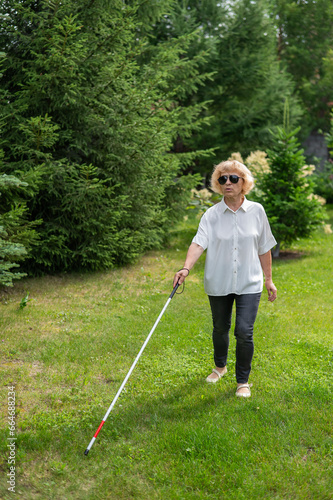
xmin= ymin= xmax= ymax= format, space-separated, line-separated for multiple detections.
xmin=1 ymin=208 xmax=333 ymax=499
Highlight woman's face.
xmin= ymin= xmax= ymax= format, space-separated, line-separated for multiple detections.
xmin=219 ymin=172 xmax=244 ymax=198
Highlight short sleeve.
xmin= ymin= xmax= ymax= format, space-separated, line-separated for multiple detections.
xmin=192 ymin=213 xmax=209 ymax=250
xmin=258 ymin=208 xmax=277 ymax=255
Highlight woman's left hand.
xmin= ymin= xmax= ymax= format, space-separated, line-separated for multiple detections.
xmin=265 ymin=280 xmax=277 ymax=302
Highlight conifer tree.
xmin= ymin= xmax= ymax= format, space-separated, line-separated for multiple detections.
xmin=272 ymin=0 xmax=333 ymax=133
xmin=0 ymin=163 xmax=40 ymax=286
xmin=152 ymin=0 xmax=302 ymax=175
xmin=0 ymin=51 xmax=40 ymax=285
xmin=209 ymin=0 xmax=301 ymax=155
xmin=251 ymin=126 xmax=326 ymax=256
xmin=0 ymin=0 xmax=210 ymax=273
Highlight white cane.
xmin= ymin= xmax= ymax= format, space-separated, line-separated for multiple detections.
xmin=84 ymin=282 xmax=180 ymax=455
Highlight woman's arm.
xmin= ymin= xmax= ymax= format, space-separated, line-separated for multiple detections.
xmin=173 ymin=243 xmax=205 ymax=287
xmin=259 ymin=251 xmax=277 ymax=302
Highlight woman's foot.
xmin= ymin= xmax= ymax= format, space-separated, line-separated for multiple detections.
xmin=206 ymin=366 xmax=227 ymax=383
xmin=235 ymin=383 xmax=252 ymax=398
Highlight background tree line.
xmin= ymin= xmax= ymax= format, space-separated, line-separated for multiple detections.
xmin=0 ymin=0 xmax=332 ymax=284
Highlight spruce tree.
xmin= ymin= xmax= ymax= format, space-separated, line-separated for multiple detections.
xmin=203 ymin=0 xmax=302 ymax=164
xmin=0 ymin=0 xmax=209 ymax=273
xmin=152 ymin=0 xmax=302 ymax=175
xmin=0 ymin=163 xmax=40 ymax=286
xmin=0 ymin=51 xmax=40 ymax=285
xmin=251 ymin=126 xmax=326 ymax=256
xmin=272 ymin=0 xmax=333 ymax=133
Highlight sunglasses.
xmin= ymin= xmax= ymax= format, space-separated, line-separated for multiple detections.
xmin=218 ymin=175 xmax=242 ymax=185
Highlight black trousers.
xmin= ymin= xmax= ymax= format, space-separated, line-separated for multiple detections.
xmin=208 ymin=293 xmax=261 ymax=383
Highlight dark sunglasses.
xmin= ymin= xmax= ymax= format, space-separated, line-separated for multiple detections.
xmin=218 ymin=175 xmax=242 ymax=185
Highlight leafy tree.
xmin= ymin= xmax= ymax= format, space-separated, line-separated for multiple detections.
xmin=0 ymin=0 xmax=210 ymax=274
xmin=251 ymin=126 xmax=326 ymax=256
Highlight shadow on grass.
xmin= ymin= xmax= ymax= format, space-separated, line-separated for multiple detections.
xmin=14 ymin=359 xmax=332 ymax=492
xmin=274 ymin=250 xmax=307 ymax=260
xmin=15 ymin=376 xmax=233 ymax=452
xmin=80 ymin=373 xmax=331 ymax=458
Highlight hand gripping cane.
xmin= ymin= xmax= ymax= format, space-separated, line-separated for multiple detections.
xmin=84 ymin=282 xmax=180 ymax=455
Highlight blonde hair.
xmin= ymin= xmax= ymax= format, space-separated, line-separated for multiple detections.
xmin=210 ymin=160 xmax=254 ymax=195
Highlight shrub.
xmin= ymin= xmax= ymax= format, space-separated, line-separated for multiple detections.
xmin=251 ymin=127 xmax=327 ymax=256
xmin=313 ymin=160 xmax=333 ymax=204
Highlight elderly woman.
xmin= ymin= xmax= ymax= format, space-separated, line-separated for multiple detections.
xmin=173 ymin=160 xmax=277 ymax=398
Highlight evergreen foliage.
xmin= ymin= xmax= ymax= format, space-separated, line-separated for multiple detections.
xmin=0 ymin=46 xmax=41 ymax=286
xmin=0 ymin=168 xmax=39 ymax=286
xmin=251 ymin=126 xmax=326 ymax=256
xmin=0 ymin=0 xmax=211 ymax=274
xmin=152 ymin=0 xmax=302 ymax=174
xmin=1 ymin=0 xmax=329 ymax=276
xmin=204 ymin=0 xmax=302 ymax=161
xmin=272 ymin=0 xmax=333 ymax=133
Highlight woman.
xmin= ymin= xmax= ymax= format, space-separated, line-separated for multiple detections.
xmin=173 ymin=160 xmax=277 ymax=398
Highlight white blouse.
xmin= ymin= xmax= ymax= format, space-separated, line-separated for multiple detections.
xmin=192 ymin=197 xmax=277 ymax=296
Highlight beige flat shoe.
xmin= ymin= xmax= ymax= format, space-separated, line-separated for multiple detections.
xmin=235 ymin=383 xmax=252 ymax=398
xmin=206 ymin=367 xmax=227 ymax=383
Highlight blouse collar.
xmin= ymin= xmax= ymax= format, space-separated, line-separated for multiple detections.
xmin=221 ymin=196 xmax=249 ymax=213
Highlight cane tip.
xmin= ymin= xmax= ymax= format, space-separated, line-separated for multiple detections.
xmin=84 ymin=449 xmax=89 ymax=456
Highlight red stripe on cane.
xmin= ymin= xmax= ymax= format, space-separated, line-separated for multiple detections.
xmin=94 ymin=420 xmax=105 ymax=438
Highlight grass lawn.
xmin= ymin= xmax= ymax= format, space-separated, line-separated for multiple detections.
xmin=1 ymin=208 xmax=333 ymax=499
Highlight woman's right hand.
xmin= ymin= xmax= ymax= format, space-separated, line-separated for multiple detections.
xmin=173 ymin=268 xmax=189 ymax=288
xmin=172 ymin=243 xmax=204 ymax=289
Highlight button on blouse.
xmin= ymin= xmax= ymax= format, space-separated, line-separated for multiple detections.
xmin=192 ymin=197 xmax=277 ymax=296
